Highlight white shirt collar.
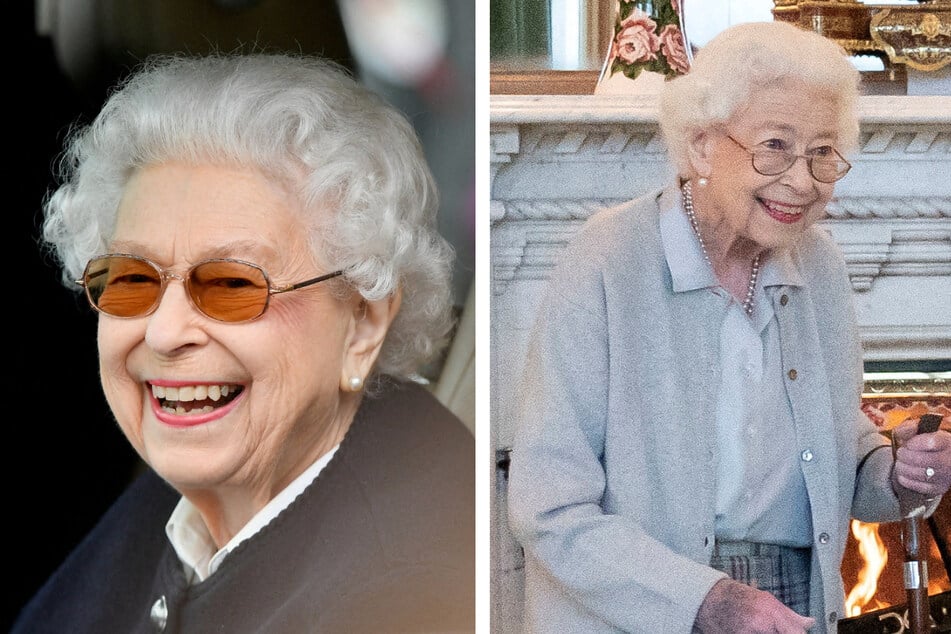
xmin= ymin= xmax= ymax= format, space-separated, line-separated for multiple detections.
xmin=165 ymin=444 xmax=340 ymax=583
xmin=658 ymin=185 xmax=715 ymax=293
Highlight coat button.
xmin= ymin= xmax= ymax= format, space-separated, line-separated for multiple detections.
xmin=780 ymin=294 xmax=788 ymax=306
xmin=801 ymin=449 xmax=814 ymax=462
xmin=788 ymin=368 xmax=798 ymax=380
xmin=818 ymin=532 xmax=830 ymax=544
xmin=150 ymin=596 xmax=168 ymax=631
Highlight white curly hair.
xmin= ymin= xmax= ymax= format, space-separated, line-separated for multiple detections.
xmin=41 ymin=52 xmax=455 ymax=380
xmin=659 ymin=20 xmax=861 ymax=176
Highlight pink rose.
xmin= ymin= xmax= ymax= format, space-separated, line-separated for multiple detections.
xmin=612 ymin=11 xmax=660 ymax=65
xmin=659 ymin=24 xmax=690 ymax=74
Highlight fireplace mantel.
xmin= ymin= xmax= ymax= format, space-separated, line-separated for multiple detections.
xmin=491 ymin=94 xmax=951 ymax=364
xmin=489 ymin=94 xmax=951 ymax=631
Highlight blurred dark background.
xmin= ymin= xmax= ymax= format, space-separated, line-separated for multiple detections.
xmin=9 ymin=1 xmax=473 ymax=629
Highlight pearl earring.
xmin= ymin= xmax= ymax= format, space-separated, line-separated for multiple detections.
xmin=697 ymin=177 xmax=709 ymax=187
xmin=348 ymin=376 xmax=363 ymax=391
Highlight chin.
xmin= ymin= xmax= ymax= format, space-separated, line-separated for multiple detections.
xmin=147 ymin=450 xmax=231 ymax=491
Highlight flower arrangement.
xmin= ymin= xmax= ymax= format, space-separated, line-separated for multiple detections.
xmin=607 ymin=0 xmax=691 ymax=81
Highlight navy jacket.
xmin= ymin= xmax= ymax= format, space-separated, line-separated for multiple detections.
xmin=13 ymin=378 xmax=475 ymax=633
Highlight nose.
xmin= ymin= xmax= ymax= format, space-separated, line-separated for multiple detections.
xmin=143 ymin=278 xmax=209 ymax=354
xmin=781 ymin=155 xmax=818 ymax=192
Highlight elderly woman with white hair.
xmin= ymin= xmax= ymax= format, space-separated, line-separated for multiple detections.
xmin=507 ymin=20 xmax=950 ymax=634
xmin=13 ymin=53 xmax=474 ymax=633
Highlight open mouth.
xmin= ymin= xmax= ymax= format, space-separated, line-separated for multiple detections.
xmin=150 ymin=383 xmax=244 ymax=416
xmin=760 ymin=198 xmax=805 ymax=224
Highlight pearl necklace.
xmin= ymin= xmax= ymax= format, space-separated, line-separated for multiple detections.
xmin=681 ymin=180 xmax=760 ymax=317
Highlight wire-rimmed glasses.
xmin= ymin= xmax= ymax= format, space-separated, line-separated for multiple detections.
xmin=725 ymin=135 xmax=851 ymax=183
xmin=77 ymin=253 xmax=343 ymax=323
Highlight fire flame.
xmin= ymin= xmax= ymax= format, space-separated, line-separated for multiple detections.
xmin=930 ymin=540 xmax=950 ymax=596
xmin=845 ymin=519 xmax=889 ymax=617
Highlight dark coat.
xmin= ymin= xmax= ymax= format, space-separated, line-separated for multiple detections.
xmin=13 ymin=378 xmax=475 ymax=633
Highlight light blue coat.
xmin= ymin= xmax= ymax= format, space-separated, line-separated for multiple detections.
xmin=507 ymin=188 xmax=902 ymax=633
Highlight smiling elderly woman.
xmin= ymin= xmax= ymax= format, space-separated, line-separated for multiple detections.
xmin=13 ymin=53 xmax=474 ymax=633
xmin=506 ymin=21 xmax=951 ymax=634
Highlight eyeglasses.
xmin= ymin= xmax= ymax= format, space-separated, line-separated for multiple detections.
xmin=725 ymin=135 xmax=851 ymax=183
xmin=77 ymin=254 xmax=344 ymax=323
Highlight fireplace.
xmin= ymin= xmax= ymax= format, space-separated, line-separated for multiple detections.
xmin=840 ymin=510 xmax=951 ymax=632
xmin=838 ymin=374 xmax=951 ymax=632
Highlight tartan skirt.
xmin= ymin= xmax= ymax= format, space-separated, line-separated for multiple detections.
xmin=707 ymin=540 xmax=812 ymax=616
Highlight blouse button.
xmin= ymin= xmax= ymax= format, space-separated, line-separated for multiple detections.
xmin=788 ymin=368 xmax=798 ymax=380
xmin=801 ymin=449 xmax=814 ymax=462
xmin=150 ymin=596 xmax=168 ymax=631
xmin=828 ymin=611 xmax=838 ymax=623
xmin=818 ymin=532 xmax=830 ymax=544
xmin=780 ymin=294 xmax=788 ymax=306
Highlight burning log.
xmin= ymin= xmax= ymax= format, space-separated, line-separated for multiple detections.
xmin=839 ymin=591 xmax=951 ymax=632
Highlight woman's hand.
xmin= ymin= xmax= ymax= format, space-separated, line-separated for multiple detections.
xmin=891 ymin=418 xmax=951 ymax=500
xmin=694 ymin=578 xmax=815 ymax=633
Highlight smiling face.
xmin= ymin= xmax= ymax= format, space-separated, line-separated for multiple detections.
xmin=99 ymin=162 xmax=361 ymax=507
xmin=688 ymin=79 xmax=843 ymax=253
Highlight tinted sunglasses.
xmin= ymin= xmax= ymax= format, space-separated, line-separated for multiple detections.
xmin=77 ymin=254 xmax=343 ymax=323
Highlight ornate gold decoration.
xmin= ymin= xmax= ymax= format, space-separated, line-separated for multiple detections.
xmin=870 ymin=7 xmax=951 ymax=71
xmin=863 ymin=373 xmax=951 ymax=400
xmin=919 ymin=12 xmax=945 ymax=39
xmin=773 ymin=1 xmax=951 ymax=72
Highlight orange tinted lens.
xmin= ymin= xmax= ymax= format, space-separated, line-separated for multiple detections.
xmin=85 ymin=256 xmax=162 ymax=317
xmin=188 ymin=260 xmax=269 ymax=322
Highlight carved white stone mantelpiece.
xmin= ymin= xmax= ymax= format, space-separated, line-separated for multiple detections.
xmin=489 ymin=94 xmax=951 ymax=632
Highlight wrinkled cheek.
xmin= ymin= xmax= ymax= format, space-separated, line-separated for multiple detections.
xmin=97 ymin=321 xmax=147 ymax=443
xmin=805 ymin=200 xmax=831 ymax=228
xmin=98 ymin=358 xmax=146 ymax=448
xmin=815 ymin=186 xmax=836 ymax=215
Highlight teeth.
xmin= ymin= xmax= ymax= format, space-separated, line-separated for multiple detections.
xmin=164 ymin=404 xmax=215 ymax=415
xmin=151 ymin=383 xmax=240 ymax=404
xmin=763 ymin=200 xmax=803 ymax=215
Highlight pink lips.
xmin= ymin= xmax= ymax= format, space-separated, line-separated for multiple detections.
xmin=761 ymin=199 xmax=804 ymax=224
xmin=149 ymin=385 xmax=244 ymax=428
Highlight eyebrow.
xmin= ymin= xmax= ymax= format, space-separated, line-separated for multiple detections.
xmin=758 ymin=122 xmax=838 ymax=141
xmin=106 ymin=239 xmax=282 ymax=264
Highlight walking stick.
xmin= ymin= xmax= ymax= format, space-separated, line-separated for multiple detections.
xmin=903 ymin=514 xmax=929 ymax=634
xmin=896 ymin=413 xmax=943 ymax=634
